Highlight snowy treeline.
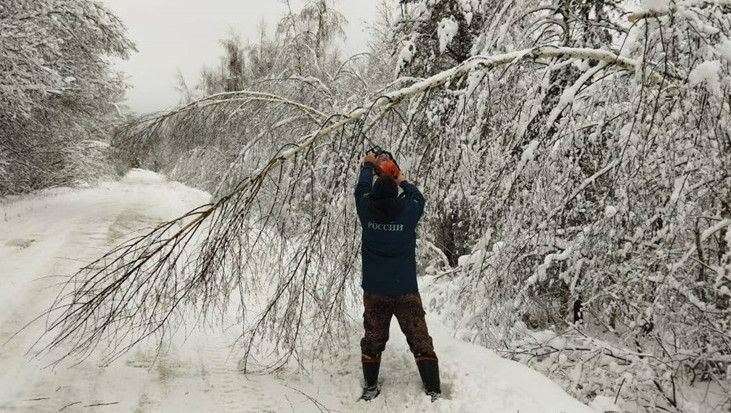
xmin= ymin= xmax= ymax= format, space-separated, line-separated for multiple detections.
xmin=392 ymin=1 xmax=731 ymax=411
xmin=32 ymin=0 xmax=731 ymax=411
xmin=0 ymin=0 xmax=134 ymax=195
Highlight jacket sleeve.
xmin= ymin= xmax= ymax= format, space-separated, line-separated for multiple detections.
xmin=354 ymin=163 xmax=374 ymax=220
xmin=400 ymin=181 xmax=426 ymax=220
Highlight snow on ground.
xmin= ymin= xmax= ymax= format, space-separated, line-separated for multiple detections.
xmin=0 ymin=169 xmax=596 ymax=412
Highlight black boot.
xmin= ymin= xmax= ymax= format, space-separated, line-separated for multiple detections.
xmin=416 ymin=357 xmax=441 ymax=401
xmin=361 ymin=355 xmax=381 ymax=401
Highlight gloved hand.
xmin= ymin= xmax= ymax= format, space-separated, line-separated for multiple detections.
xmin=363 ymin=152 xmax=377 ymax=166
xmin=396 ymin=173 xmax=407 ymax=185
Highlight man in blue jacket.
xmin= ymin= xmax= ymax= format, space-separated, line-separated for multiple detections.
xmin=354 ymin=152 xmax=441 ymax=402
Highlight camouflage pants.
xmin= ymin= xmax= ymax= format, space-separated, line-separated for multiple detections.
xmin=360 ymin=291 xmax=436 ymax=360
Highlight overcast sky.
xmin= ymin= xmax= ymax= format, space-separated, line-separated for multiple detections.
xmin=101 ymin=0 xmax=379 ymax=113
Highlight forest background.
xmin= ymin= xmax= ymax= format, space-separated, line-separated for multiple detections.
xmin=1 ymin=0 xmax=730 ymax=411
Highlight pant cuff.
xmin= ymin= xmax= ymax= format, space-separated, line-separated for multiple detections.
xmin=361 ymin=353 xmax=382 ymax=363
xmin=414 ymin=352 xmax=438 ymax=362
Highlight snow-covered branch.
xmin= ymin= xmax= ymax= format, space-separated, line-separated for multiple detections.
xmin=668 ymin=219 xmax=731 ymax=273
xmin=137 ymin=90 xmax=329 ymax=125
xmin=628 ymin=0 xmax=731 ymax=22
xmin=218 ymin=45 xmax=671 ymax=188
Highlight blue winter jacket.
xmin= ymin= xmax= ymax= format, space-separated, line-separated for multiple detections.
xmin=354 ymin=162 xmax=426 ymax=296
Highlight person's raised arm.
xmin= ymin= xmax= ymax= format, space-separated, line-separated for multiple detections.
xmin=354 ymin=153 xmax=377 ymax=214
xmin=396 ymin=173 xmax=425 ymax=219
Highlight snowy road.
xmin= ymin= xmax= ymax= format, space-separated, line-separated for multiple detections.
xmin=0 ymin=170 xmax=596 ymax=412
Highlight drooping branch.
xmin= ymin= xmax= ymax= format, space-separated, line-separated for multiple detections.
xmin=36 ymin=44 xmax=678 ymax=365
xmin=134 ymin=90 xmax=330 ymax=125
xmin=172 ymin=45 xmax=675 ymax=195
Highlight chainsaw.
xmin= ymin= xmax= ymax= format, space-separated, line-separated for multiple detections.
xmin=367 ymin=145 xmax=401 ymax=179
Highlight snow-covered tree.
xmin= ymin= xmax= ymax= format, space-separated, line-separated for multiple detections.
xmin=392 ymin=0 xmax=731 ymax=410
xmin=0 ymin=0 xmax=135 ymax=195
xmin=114 ymin=0 xmax=358 ymax=195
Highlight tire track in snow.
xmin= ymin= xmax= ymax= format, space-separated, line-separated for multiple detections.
xmin=0 ymin=170 xmax=211 ymax=412
xmin=0 ymin=200 xmax=110 ymax=412
xmin=198 ymin=336 xmax=281 ymax=413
